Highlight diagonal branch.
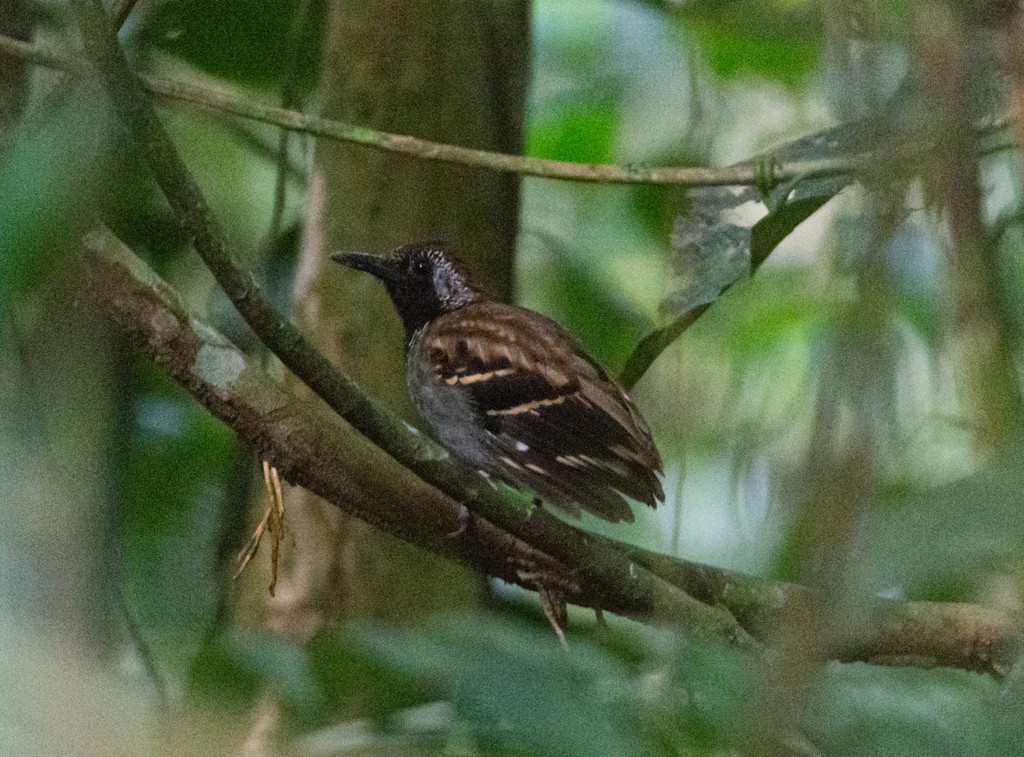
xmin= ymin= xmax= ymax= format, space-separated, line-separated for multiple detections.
xmin=77 ymin=227 xmax=745 ymax=637
xmin=79 ymin=227 xmax=1019 ymax=675
xmin=66 ymin=0 xmax=1022 ymax=673
xmin=68 ymin=0 xmax=751 ymax=645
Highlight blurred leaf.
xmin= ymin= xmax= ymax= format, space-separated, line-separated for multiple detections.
xmin=0 ymin=85 xmax=111 ymax=308
xmin=661 ymin=187 xmax=755 ymax=317
xmin=855 ymin=457 xmax=1024 ymax=598
xmin=809 ymin=663 xmax=1023 ymax=756
xmin=543 ymin=252 xmax=650 ymax=370
xmin=693 ymin=22 xmax=820 ymax=88
xmin=997 ymin=219 xmax=1024 ymax=340
xmin=531 ymin=0 xmax=691 ymax=164
xmin=701 ymin=267 xmax=835 ymax=360
xmin=681 ymin=0 xmax=822 ymax=87
xmin=118 ymin=366 xmax=236 ymax=679
xmin=190 ymin=630 xmax=323 ymax=719
xmin=528 ymin=100 xmax=617 ymax=163
xmin=664 ymin=635 xmax=755 ymax=752
xmin=351 ymin=614 xmax=640 ymax=757
xmin=140 ymin=0 xmax=323 ymax=89
xmin=308 ymin=628 xmax=435 ymax=724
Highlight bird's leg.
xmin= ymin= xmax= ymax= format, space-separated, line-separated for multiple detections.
xmin=516 ymin=568 xmax=569 ymax=647
xmin=537 ymin=584 xmax=568 ymax=647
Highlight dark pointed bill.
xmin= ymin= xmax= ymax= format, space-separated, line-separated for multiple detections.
xmin=331 ymin=251 xmax=399 ymax=283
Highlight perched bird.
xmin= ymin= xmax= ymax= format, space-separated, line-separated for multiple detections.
xmin=332 ymin=241 xmax=663 ymax=523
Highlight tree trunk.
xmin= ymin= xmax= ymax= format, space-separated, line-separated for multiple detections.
xmin=261 ymin=1 xmax=530 ymax=640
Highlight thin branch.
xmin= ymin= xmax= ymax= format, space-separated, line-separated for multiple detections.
xmin=67 ymin=0 xmax=751 ymax=645
xmin=0 ymin=35 xmax=1017 ymax=189
xmin=77 ymin=228 xmax=741 ymax=636
xmin=604 ymin=537 xmax=1018 ymax=675
xmin=620 ymin=303 xmax=710 ymax=390
xmin=0 ymin=32 xmax=858 ymax=188
xmin=78 ymin=229 xmax=1020 ymax=675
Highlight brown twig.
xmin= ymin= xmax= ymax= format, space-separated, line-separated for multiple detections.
xmin=234 ymin=460 xmax=285 ymax=595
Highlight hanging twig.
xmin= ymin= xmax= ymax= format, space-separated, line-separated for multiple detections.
xmin=234 ymin=460 xmax=286 ymax=596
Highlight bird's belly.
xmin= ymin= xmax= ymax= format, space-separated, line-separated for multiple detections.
xmin=406 ymin=330 xmax=490 ymax=468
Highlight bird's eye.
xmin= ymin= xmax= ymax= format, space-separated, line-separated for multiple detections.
xmin=410 ymin=257 xmax=431 ymax=276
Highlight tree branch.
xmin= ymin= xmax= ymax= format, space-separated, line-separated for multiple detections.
xmin=76 ymin=227 xmax=745 ymax=639
xmin=78 ymin=227 xmax=1019 ymax=675
xmin=0 ymin=31 xmax=860 ymax=188
xmin=611 ymin=539 xmax=1018 ymax=674
xmin=67 ymin=0 xmax=751 ymax=646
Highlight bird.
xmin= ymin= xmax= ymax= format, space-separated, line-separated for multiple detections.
xmin=332 ymin=240 xmax=663 ymax=523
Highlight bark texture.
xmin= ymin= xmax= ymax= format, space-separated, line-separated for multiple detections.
xmin=267 ymin=0 xmax=531 ymax=634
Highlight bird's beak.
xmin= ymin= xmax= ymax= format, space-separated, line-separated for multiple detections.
xmin=331 ymin=251 xmax=398 ymax=284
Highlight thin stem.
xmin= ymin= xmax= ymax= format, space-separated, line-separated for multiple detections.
xmin=0 ymin=34 xmax=1017 ymax=188
xmin=0 ymin=32 xmax=863 ymax=188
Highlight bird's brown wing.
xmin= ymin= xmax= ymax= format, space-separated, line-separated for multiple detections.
xmin=424 ymin=301 xmax=663 ymax=523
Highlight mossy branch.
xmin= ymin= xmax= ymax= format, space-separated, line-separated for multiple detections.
xmin=79 ymin=229 xmax=1018 ymax=674
xmin=68 ymin=0 xmax=748 ymax=645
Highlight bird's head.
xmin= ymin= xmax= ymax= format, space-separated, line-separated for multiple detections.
xmin=332 ymin=241 xmax=480 ymax=335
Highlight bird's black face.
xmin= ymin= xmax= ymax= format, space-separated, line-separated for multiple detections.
xmin=332 ymin=241 xmax=479 ymax=337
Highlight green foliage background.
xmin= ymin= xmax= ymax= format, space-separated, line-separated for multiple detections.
xmin=2 ymin=0 xmax=1023 ymax=754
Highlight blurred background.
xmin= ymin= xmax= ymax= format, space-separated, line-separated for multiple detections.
xmin=2 ymin=0 xmax=1024 ymax=754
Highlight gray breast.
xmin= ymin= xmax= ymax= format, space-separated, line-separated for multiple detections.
xmin=406 ymin=327 xmax=490 ymax=468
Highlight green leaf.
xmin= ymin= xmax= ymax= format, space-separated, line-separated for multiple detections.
xmin=351 ymin=614 xmax=641 ymax=757
xmin=681 ymin=0 xmax=822 ymax=88
xmin=141 ymin=0 xmax=323 ymax=89
xmin=527 ymin=101 xmax=617 ymax=164
xmin=190 ymin=630 xmax=323 ymax=719
xmin=810 ymin=663 xmax=1022 ymax=756
xmin=693 ymin=22 xmax=820 ymax=88
xmin=307 ymin=629 xmax=434 ymax=724
xmin=118 ymin=367 xmax=236 ymax=680
xmin=0 ymin=85 xmax=111 ymax=309
xmin=855 ymin=464 xmax=1024 ymax=599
